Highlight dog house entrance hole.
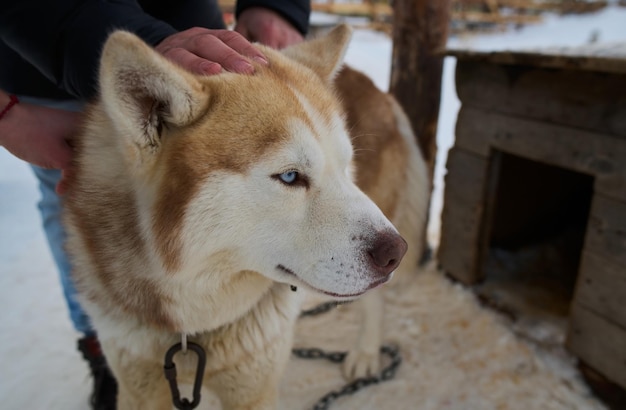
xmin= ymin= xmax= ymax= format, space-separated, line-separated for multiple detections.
xmin=476 ymin=151 xmax=594 ymax=321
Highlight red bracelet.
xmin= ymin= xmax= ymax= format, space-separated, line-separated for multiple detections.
xmin=0 ymin=94 xmax=19 ymax=121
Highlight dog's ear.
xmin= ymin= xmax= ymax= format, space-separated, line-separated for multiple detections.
xmin=282 ymin=24 xmax=352 ymax=83
xmin=98 ymin=31 xmax=209 ymax=157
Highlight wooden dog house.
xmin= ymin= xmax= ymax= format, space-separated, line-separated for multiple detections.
xmin=438 ymin=43 xmax=626 ymax=390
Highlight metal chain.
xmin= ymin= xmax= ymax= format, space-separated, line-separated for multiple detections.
xmin=294 ymin=301 xmax=402 ymax=410
xmin=299 ymin=300 xmax=353 ymax=318
xmin=292 ymin=344 xmax=402 ymax=410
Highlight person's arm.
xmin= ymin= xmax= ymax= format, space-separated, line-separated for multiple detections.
xmin=0 ymin=91 xmax=78 ymax=193
xmin=236 ymin=0 xmax=311 ymax=38
xmin=0 ymin=0 xmax=268 ymax=100
xmin=0 ymin=1 xmax=178 ymax=100
xmin=235 ymin=7 xmax=304 ymax=49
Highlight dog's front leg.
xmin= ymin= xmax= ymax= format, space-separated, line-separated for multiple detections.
xmin=342 ymin=288 xmax=384 ymax=380
xmin=103 ymin=345 xmax=172 ymax=410
xmin=117 ymin=379 xmax=171 ymax=410
xmin=211 ymin=367 xmax=279 ymax=410
xmin=209 ymin=337 xmax=294 ymax=410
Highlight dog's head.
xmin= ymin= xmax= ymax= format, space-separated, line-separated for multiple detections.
xmin=95 ymin=25 xmax=407 ymax=299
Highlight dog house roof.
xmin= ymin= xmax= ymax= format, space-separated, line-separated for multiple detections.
xmin=447 ymin=41 xmax=626 ymax=74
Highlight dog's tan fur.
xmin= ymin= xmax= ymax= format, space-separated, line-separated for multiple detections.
xmin=64 ymin=25 xmax=422 ymax=409
xmin=335 ymin=68 xmax=430 ymax=379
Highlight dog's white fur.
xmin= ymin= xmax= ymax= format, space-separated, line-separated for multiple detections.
xmin=64 ymin=25 xmax=414 ymax=409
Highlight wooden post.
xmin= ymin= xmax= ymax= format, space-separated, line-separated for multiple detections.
xmin=390 ymin=0 xmax=451 ymax=179
xmin=390 ymin=0 xmax=451 ymax=252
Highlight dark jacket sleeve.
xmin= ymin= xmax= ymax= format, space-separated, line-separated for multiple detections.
xmin=236 ymin=0 xmax=310 ymax=35
xmin=0 ymin=0 xmax=178 ymax=100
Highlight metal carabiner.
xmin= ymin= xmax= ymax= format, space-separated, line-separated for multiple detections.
xmin=163 ymin=341 xmax=206 ymax=410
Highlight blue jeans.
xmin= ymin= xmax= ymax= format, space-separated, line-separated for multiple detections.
xmin=23 ymin=96 xmax=94 ymax=337
xmin=31 ymin=166 xmax=94 ymax=336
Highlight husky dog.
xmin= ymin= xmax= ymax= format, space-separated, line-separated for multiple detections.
xmin=335 ymin=66 xmax=429 ymax=380
xmin=64 ymin=25 xmax=411 ymax=409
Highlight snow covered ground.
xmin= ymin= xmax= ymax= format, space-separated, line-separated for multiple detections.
xmin=1 ymin=4 xmax=626 ymax=408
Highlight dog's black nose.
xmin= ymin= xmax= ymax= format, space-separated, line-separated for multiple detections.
xmin=367 ymin=231 xmax=408 ymax=277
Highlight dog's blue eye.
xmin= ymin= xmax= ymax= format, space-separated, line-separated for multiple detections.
xmin=279 ymin=171 xmax=298 ymax=184
xmin=273 ymin=170 xmax=309 ymax=188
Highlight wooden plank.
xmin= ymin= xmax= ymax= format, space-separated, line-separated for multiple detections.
xmin=311 ymin=3 xmax=541 ymax=23
xmin=566 ymin=303 xmax=626 ymax=390
xmin=575 ymin=251 xmax=626 ymax=329
xmin=456 ymin=0 xmax=608 ymax=13
xmin=448 ymin=42 xmax=626 ymax=74
xmin=499 ymin=0 xmax=609 ymax=14
xmin=311 ymin=3 xmax=393 ymax=18
xmin=584 ymin=194 xmax=626 ymax=267
xmin=473 ymin=150 xmax=502 ymax=278
xmin=218 ymin=0 xmax=234 ymax=10
xmin=438 ymin=148 xmax=490 ymax=284
xmin=454 ymin=60 xmax=626 ymax=138
xmin=453 ymin=11 xmax=541 ymax=25
xmin=454 ymin=107 xmax=626 ymax=201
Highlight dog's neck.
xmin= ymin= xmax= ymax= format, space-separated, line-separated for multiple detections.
xmin=165 ymin=270 xmax=303 ymax=335
xmin=173 ymin=281 xmax=304 ymax=359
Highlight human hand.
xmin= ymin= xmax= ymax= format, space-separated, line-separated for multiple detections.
xmin=0 ymin=95 xmax=78 ymax=194
xmin=235 ymin=7 xmax=304 ymax=49
xmin=155 ymin=28 xmax=269 ymax=75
